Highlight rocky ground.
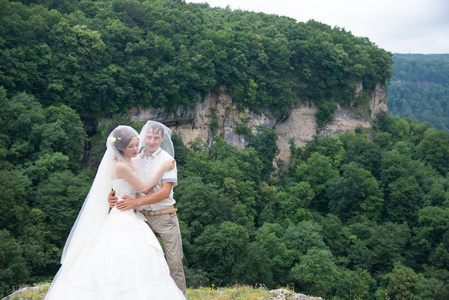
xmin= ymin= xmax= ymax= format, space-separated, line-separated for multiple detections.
xmin=3 ymin=285 xmax=323 ymax=300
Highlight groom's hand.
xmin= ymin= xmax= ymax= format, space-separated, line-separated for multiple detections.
xmin=116 ymin=196 xmax=138 ymax=211
xmin=108 ymin=190 xmax=118 ymax=208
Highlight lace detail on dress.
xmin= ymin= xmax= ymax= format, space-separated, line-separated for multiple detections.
xmin=112 ymin=178 xmax=137 ymax=199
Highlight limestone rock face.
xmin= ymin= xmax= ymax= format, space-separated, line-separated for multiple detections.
xmin=129 ymin=84 xmax=388 ymax=160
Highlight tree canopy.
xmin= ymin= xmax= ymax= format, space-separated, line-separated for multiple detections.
xmin=388 ymin=54 xmax=449 ymax=133
xmin=1 ymin=0 xmax=392 ymax=129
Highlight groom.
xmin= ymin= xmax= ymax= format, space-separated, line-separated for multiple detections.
xmin=108 ymin=121 xmax=187 ymax=297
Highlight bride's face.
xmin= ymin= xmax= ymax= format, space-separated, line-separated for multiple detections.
xmin=122 ymin=137 xmax=139 ymax=159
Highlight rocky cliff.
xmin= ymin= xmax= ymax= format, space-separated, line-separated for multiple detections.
xmin=129 ymin=84 xmax=388 ymax=160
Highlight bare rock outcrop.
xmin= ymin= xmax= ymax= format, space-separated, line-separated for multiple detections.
xmin=129 ymin=84 xmax=388 ymax=160
xmin=267 ymin=289 xmax=323 ymax=299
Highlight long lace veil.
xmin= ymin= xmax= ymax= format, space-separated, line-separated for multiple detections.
xmin=60 ymin=125 xmax=139 ymax=268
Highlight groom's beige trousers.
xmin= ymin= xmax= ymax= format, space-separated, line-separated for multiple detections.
xmin=143 ymin=212 xmax=187 ymax=297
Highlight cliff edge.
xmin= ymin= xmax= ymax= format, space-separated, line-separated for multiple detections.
xmin=129 ymin=84 xmax=388 ymax=160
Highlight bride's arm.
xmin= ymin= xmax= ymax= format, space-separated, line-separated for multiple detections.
xmin=114 ymin=159 xmax=175 ymax=193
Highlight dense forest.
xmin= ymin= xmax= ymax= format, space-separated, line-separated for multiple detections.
xmin=0 ymin=0 xmax=392 ymax=128
xmin=388 ymin=54 xmax=449 ymax=132
xmin=2 ymin=0 xmax=449 ymax=299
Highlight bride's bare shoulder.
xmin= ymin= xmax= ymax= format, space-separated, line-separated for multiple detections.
xmin=113 ymin=161 xmax=132 ymax=173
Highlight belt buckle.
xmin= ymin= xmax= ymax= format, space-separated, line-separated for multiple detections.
xmin=147 ymin=206 xmax=155 ymax=216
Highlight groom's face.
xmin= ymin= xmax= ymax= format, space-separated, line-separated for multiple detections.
xmin=144 ymin=127 xmax=164 ymax=155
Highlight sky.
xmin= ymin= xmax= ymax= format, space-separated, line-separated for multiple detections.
xmin=186 ymin=0 xmax=449 ymax=54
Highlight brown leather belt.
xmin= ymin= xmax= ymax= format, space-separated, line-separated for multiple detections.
xmin=140 ymin=205 xmax=177 ymax=216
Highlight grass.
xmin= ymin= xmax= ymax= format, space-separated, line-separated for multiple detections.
xmin=186 ymin=284 xmax=278 ymax=299
xmin=7 ymin=283 xmax=50 ymax=300
xmin=5 ymin=283 xmax=315 ymax=300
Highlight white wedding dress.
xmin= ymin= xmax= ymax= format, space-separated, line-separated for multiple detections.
xmin=45 ymin=179 xmax=185 ymax=300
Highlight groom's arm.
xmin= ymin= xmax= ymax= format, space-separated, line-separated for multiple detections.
xmin=115 ymin=182 xmax=174 ymax=211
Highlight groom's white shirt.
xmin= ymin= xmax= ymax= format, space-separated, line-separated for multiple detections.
xmin=132 ymin=147 xmax=177 ymax=211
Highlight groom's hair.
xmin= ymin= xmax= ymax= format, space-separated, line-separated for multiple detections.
xmin=146 ymin=121 xmax=165 ymax=137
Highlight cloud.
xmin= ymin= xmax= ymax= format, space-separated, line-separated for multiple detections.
xmin=187 ymin=0 xmax=449 ymax=53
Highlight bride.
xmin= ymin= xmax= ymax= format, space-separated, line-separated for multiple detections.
xmin=45 ymin=125 xmax=186 ymax=299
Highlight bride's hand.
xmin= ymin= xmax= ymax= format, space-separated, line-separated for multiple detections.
xmin=161 ymin=159 xmax=176 ymax=172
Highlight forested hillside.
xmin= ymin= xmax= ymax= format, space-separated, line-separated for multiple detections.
xmin=2 ymin=0 xmax=449 ymax=299
xmin=1 ymin=0 xmax=392 ymax=129
xmin=388 ymin=54 xmax=449 ymax=132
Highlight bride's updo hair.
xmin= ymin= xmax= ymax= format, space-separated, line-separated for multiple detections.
xmin=111 ymin=127 xmax=137 ymax=153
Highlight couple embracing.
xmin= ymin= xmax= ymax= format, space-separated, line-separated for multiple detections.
xmin=46 ymin=121 xmax=187 ymax=299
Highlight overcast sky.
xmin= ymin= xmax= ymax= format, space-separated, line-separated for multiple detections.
xmin=186 ymin=0 xmax=449 ymax=54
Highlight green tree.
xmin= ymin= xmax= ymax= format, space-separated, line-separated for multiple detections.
xmin=233 ymin=147 xmax=263 ymax=184
xmin=348 ymin=239 xmax=373 ymax=271
xmin=0 ymin=170 xmax=29 ymax=236
xmin=327 ymin=162 xmax=384 ymax=222
xmin=175 ymin=176 xmax=216 ymax=238
xmin=3 ymin=93 xmax=86 ymax=175
xmin=388 ymin=54 xmax=449 ymax=133
xmin=424 ymin=179 xmax=447 ymax=207
xmin=256 ymin=182 xmax=277 ymax=226
xmin=0 ymin=229 xmax=29 ymax=297
xmin=47 ymin=20 xmax=108 ymax=115
xmin=193 ymin=222 xmax=249 ymax=285
xmin=334 ymin=268 xmax=373 ymax=300
xmin=385 ymin=265 xmax=419 ymax=300
xmin=255 ymin=223 xmax=292 ymax=285
xmin=412 ymin=207 xmax=449 ymax=270
xmin=384 ymin=176 xmax=424 ymax=225
xmin=416 ymin=129 xmax=449 ymax=175
xmin=291 ymin=247 xmax=338 ymax=298
xmin=171 ymin=132 xmax=190 ymax=166
xmin=409 ymin=121 xmax=434 ymax=145
xmin=17 ymin=152 xmax=70 ymax=186
xmin=39 ymin=104 xmax=87 ymax=170
xmin=317 ymin=213 xmax=349 ymax=258
xmin=305 ymin=134 xmax=345 ymax=168
xmin=374 ymin=132 xmax=394 ymax=150
xmin=415 ymin=273 xmax=448 ymax=300
xmin=34 ymin=170 xmax=93 ymax=248
xmin=367 ymin=223 xmax=411 ymax=274
xmin=234 ymin=241 xmax=274 ymax=287
xmin=379 ymin=150 xmax=410 ymax=188
xmin=295 ymin=152 xmax=337 ymax=212
xmin=247 ymin=125 xmax=279 ymax=178
xmin=19 ymin=208 xmax=59 ymax=279
xmin=277 ymin=182 xmax=314 ymax=223
xmin=284 ymin=221 xmax=326 ymax=256
xmin=415 ymin=206 xmax=449 ymax=253
xmin=343 ymin=136 xmax=382 ymax=178
xmin=5 ymin=93 xmax=45 ymax=165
